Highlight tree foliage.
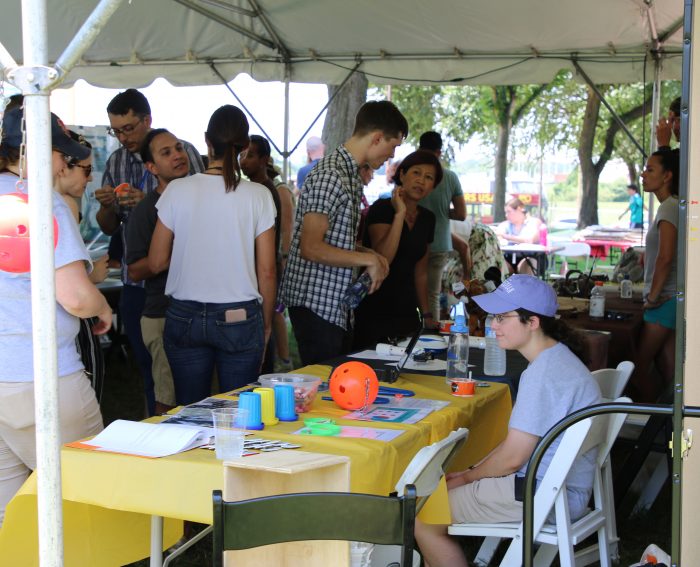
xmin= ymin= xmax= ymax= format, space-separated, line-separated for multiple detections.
xmin=376 ymin=75 xmax=680 ymax=227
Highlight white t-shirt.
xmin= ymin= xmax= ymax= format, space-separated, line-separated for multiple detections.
xmin=156 ymin=174 xmax=275 ymax=303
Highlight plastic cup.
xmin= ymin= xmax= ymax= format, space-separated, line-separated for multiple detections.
xmin=450 ymin=378 xmax=475 ymax=397
xmin=237 ymin=392 xmax=265 ymax=430
xmin=211 ymin=408 xmax=248 ymax=460
xmin=253 ymin=387 xmax=278 ymax=426
xmin=273 ymin=384 xmax=298 ymax=421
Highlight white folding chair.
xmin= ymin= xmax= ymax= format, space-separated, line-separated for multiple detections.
xmin=368 ymin=428 xmax=469 ymax=567
xmin=394 ymin=428 xmax=469 ymax=511
xmin=551 ymin=241 xmax=592 ymax=277
xmin=592 ymin=361 xmax=634 ymax=401
xmin=449 ymin=399 xmax=630 ymax=567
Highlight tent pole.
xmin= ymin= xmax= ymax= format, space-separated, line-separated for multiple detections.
xmin=19 ymin=0 xmax=62 ymax=564
xmin=648 ymin=58 xmax=663 ymax=225
xmin=0 ymin=42 xmax=18 ymax=74
xmin=53 ymin=0 xmax=124 ymax=85
xmin=283 ymin=65 xmax=290 ymax=182
xmin=572 ymin=60 xmax=647 ymax=158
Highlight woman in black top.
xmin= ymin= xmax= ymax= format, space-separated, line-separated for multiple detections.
xmin=353 ymin=151 xmax=442 ymax=349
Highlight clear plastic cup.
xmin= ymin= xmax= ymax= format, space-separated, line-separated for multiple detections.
xmin=211 ymin=408 xmax=248 ymax=460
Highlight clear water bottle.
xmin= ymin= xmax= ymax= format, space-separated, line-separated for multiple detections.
xmin=340 ymin=272 xmax=372 ymax=310
xmin=445 ymin=302 xmax=470 ymax=384
xmin=484 ymin=315 xmax=506 ymax=376
xmin=620 ymin=274 xmax=633 ymax=299
xmin=589 ymin=281 xmax=606 ymax=319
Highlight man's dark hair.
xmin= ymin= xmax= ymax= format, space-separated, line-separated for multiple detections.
xmin=140 ymin=128 xmax=171 ymax=164
xmin=249 ymin=135 xmax=271 ymax=158
xmin=418 ymin=131 xmax=443 ymax=152
xmin=352 ymin=100 xmax=408 ymax=140
xmin=107 ymin=88 xmax=151 ymax=117
xmin=626 ymin=183 xmax=639 ymax=194
xmin=669 ymin=96 xmax=681 ymax=116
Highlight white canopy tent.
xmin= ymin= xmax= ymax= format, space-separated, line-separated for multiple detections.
xmin=0 ymin=1 xmax=694 ymax=567
xmin=0 ymin=0 xmax=685 ymax=88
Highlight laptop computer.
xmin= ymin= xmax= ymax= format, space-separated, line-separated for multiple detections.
xmin=377 ymin=318 xmax=424 ymax=384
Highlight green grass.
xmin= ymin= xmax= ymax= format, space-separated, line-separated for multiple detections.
xmin=547 ymin=200 xmax=631 ymax=228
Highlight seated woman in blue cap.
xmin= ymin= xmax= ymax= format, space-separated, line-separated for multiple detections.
xmin=415 ymin=275 xmax=601 ymax=567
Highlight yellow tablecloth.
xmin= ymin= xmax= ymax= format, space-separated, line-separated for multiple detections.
xmin=0 ymin=365 xmax=511 ymax=566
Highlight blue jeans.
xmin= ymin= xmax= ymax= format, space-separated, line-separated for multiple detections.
xmin=120 ymin=284 xmax=155 ymax=415
xmin=164 ymin=298 xmax=265 ymax=405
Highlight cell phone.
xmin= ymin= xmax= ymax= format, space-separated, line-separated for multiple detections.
xmin=224 ymin=309 xmax=247 ymax=323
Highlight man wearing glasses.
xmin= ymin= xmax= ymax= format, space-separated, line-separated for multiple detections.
xmin=94 ymin=88 xmax=204 ymax=415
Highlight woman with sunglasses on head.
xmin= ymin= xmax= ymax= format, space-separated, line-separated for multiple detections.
xmin=0 ymin=108 xmax=110 ymax=526
xmin=415 ymin=275 xmax=600 ymax=567
xmin=627 ymin=149 xmax=679 ymax=403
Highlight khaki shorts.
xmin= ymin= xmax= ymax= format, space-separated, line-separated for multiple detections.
xmin=0 ymin=370 xmax=103 ymax=526
xmin=449 ymin=473 xmax=523 ymax=524
xmin=141 ymin=316 xmax=176 ymax=406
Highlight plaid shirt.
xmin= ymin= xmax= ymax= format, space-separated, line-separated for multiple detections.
xmin=280 ymin=146 xmax=363 ymax=330
xmin=101 ymin=140 xmax=204 ymax=285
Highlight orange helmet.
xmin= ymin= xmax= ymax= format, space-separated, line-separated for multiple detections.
xmin=0 ymin=193 xmax=58 ymax=273
xmin=329 ymin=361 xmax=379 ymax=410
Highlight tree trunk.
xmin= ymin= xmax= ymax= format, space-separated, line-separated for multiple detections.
xmin=625 ymin=160 xmax=638 ymax=186
xmin=322 ymin=72 xmax=368 ymax=154
xmin=577 ymin=86 xmax=602 ymax=228
xmin=493 ymin=121 xmax=510 ymax=222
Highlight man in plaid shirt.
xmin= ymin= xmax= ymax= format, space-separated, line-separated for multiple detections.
xmin=280 ymin=101 xmax=408 ymax=365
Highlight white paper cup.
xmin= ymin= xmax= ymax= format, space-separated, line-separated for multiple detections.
xmin=211 ymin=408 xmax=248 ymax=460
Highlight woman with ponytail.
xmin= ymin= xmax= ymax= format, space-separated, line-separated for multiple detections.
xmin=148 ymin=105 xmax=277 ymax=404
xmin=415 ymin=275 xmax=600 ymax=567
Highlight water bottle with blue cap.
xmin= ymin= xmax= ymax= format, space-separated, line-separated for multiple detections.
xmin=446 ymin=301 xmax=470 ymax=385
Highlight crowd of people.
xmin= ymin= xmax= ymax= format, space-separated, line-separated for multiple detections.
xmin=0 ymin=88 xmax=682 ymax=565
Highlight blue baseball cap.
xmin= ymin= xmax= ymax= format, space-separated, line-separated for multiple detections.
xmin=472 ymin=274 xmax=559 ymax=317
xmin=2 ymin=107 xmax=90 ymax=160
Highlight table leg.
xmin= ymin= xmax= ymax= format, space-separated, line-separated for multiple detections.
xmin=150 ymin=515 xmax=163 ymax=567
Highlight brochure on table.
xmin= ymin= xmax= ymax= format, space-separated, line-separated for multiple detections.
xmin=67 ymin=419 xmax=212 ymax=458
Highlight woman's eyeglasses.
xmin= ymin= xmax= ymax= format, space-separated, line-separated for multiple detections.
xmin=493 ymin=313 xmax=521 ymax=324
xmin=71 ymin=163 xmax=92 ymax=177
xmin=62 ymin=154 xmax=92 ymax=177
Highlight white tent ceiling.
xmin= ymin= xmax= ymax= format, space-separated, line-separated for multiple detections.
xmin=1 ymin=0 xmax=684 ymax=88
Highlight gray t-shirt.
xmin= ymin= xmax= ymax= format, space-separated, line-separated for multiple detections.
xmin=644 ymin=195 xmax=679 ymax=299
xmin=509 ymin=342 xmax=601 ymax=519
xmin=0 ymin=172 xmax=91 ymax=381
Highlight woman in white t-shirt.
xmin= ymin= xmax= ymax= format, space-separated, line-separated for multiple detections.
xmin=149 ymin=105 xmax=277 ymax=404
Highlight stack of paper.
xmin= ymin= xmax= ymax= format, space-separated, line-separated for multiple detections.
xmin=69 ymin=419 xmax=212 ymax=458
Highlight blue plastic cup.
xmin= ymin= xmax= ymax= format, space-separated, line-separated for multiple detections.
xmin=274 ymin=384 xmax=298 ymax=421
xmin=237 ymin=392 xmax=264 ymax=430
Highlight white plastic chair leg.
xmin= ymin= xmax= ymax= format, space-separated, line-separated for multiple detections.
xmin=474 ymin=536 xmax=501 ymax=566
